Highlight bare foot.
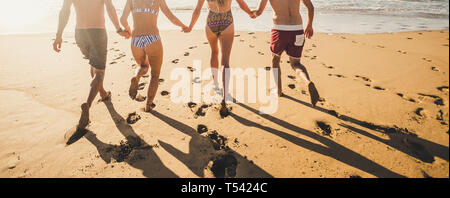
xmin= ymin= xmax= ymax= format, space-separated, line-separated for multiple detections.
xmin=78 ymin=103 xmax=90 ymax=129
xmin=144 ymin=103 xmax=156 ymax=112
xmin=129 ymin=77 xmax=139 ymax=100
xmin=308 ymin=82 xmax=320 ymax=107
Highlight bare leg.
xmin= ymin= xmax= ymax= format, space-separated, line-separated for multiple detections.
xmin=205 ymin=26 xmax=220 ymax=91
xmin=272 ymin=55 xmax=282 ymax=97
xmin=219 ymin=23 xmax=235 ymax=102
xmin=79 ymin=68 xmax=105 ymax=129
xmin=129 ymin=46 xmax=149 ymax=99
xmin=144 ymin=40 xmax=163 ymax=112
xmin=289 ymin=58 xmax=320 ymax=106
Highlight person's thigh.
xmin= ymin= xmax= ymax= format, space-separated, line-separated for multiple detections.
xmin=145 ymin=40 xmax=163 ymax=75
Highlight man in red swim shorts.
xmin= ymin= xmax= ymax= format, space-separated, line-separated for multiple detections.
xmin=254 ymin=0 xmax=320 ymax=106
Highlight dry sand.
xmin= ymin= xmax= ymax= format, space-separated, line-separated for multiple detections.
xmin=0 ymin=30 xmax=448 ymax=178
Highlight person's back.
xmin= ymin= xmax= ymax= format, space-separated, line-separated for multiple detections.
xmin=130 ymin=0 xmax=160 ymax=37
xmin=206 ymin=0 xmax=232 ymax=13
xmin=72 ymin=0 xmax=106 ymax=29
xmin=269 ymin=0 xmax=302 ymax=25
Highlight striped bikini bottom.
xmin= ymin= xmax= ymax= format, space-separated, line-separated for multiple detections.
xmin=131 ymin=35 xmax=161 ymax=49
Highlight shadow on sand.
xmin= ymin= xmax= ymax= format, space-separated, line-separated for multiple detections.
xmin=83 ymin=100 xmax=178 ymax=178
xmin=283 ymin=94 xmax=449 ymax=164
xmin=230 ymin=99 xmax=407 ymax=178
xmin=150 ymin=110 xmax=273 ymax=178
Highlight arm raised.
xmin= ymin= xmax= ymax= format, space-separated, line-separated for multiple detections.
xmin=53 ymin=0 xmax=72 ymax=52
xmin=120 ymin=0 xmax=132 ymax=36
xmin=160 ymin=0 xmax=188 ymax=31
xmin=186 ymin=0 xmax=205 ymax=33
xmin=236 ymin=0 xmax=256 ymax=18
xmin=255 ymin=0 xmax=268 ymax=17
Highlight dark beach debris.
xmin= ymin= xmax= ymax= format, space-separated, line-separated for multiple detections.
xmin=208 ymin=130 xmax=229 ymax=151
xmin=197 ymin=125 xmax=208 ymax=134
xmin=161 ymin=91 xmax=170 ymax=96
xmin=126 ymin=112 xmax=141 ymax=125
xmin=210 ymin=154 xmax=237 ymax=178
xmin=316 ymin=121 xmax=332 ymax=136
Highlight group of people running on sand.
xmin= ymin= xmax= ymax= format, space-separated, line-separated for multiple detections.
xmin=53 ymin=0 xmax=319 ymax=130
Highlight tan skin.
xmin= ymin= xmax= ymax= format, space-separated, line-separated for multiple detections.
xmin=52 ymin=0 xmax=130 ymax=129
xmin=254 ymin=0 xmax=319 ymax=105
xmin=121 ymin=0 xmax=187 ymax=112
xmin=185 ymin=0 xmax=256 ymax=103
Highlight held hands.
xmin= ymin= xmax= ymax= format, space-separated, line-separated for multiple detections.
xmin=182 ymin=24 xmax=192 ymax=33
xmin=305 ymin=24 xmax=314 ymax=39
xmin=249 ymin=11 xmax=257 ymax=19
xmin=119 ymin=26 xmax=132 ymax=39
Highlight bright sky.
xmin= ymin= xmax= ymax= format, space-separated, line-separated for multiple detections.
xmin=0 ymin=0 xmax=53 ymax=29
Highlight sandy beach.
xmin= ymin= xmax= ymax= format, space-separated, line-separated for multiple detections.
xmin=0 ymin=29 xmax=448 ymax=178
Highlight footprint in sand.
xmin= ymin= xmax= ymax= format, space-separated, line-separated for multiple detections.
xmin=189 ymin=46 xmax=198 ymax=50
xmin=288 ymin=84 xmax=296 ymax=89
xmin=249 ymin=45 xmax=255 ymax=48
xmin=418 ymin=93 xmax=444 ymax=106
xmin=161 ymin=91 xmax=170 ymax=96
xmin=258 ymin=52 xmax=265 ymax=55
xmin=315 ymin=121 xmax=332 ymax=137
xmin=138 ymin=83 xmax=146 ymax=90
xmin=397 ymin=93 xmax=417 ymax=103
xmin=187 ymin=66 xmax=196 ymax=72
xmin=234 ymin=35 xmax=241 ymax=37
xmin=126 ymin=112 xmax=141 ymax=125
xmin=329 ymin=74 xmax=347 ymax=78
xmin=195 ymin=104 xmax=210 ymax=118
xmin=135 ymin=94 xmax=147 ymax=102
xmin=373 ymin=86 xmax=386 ymax=91
xmin=110 ymin=61 xmax=117 ymax=65
xmin=188 ymin=102 xmax=197 ymax=108
xmin=172 ymin=59 xmax=179 ymax=64
xmin=437 ymin=86 xmax=449 ymax=92
xmin=184 ymin=52 xmax=190 ymax=56
xmin=197 ymin=125 xmax=208 ymax=134
xmin=354 ymin=75 xmax=372 ymax=82
xmin=288 ymin=75 xmax=296 ymax=80
xmin=431 ymin=66 xmax=439 ymax=71
xmin=159 ymin=79 xmax=165 ymax=84
xmin=265 ymin=67 xmax=271 ymax=71
xmin=248 ymin=32 xmax=255 ymax=35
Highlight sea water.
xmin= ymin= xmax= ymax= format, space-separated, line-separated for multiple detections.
xmin=0 ymin=0 xmax=448 ymax=35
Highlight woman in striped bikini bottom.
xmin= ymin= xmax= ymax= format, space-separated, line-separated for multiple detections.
xmin=131 ymin=35 xmax=161 ymax=49
xmin=120 ymin=0 xmax=188 ymax=112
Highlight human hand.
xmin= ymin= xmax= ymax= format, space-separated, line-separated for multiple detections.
xmin=119 ymin=30 xmax=131 ymax=39
xmin=181 ymin=25 xmax=191 ymax=33
xmin=249 ymin=11 xmax=257 ymax=19
xmin=305 ymin=24 xmax=314 ymax=39
xmin=53 ymin=36 xmax=63 ymax=53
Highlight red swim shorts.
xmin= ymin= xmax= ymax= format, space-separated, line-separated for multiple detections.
xmin=270 ymin=29 xmax=305 ymax=59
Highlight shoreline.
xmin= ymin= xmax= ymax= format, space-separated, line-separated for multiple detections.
xmin=1 ymin=28 xmax=449 ymax=37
